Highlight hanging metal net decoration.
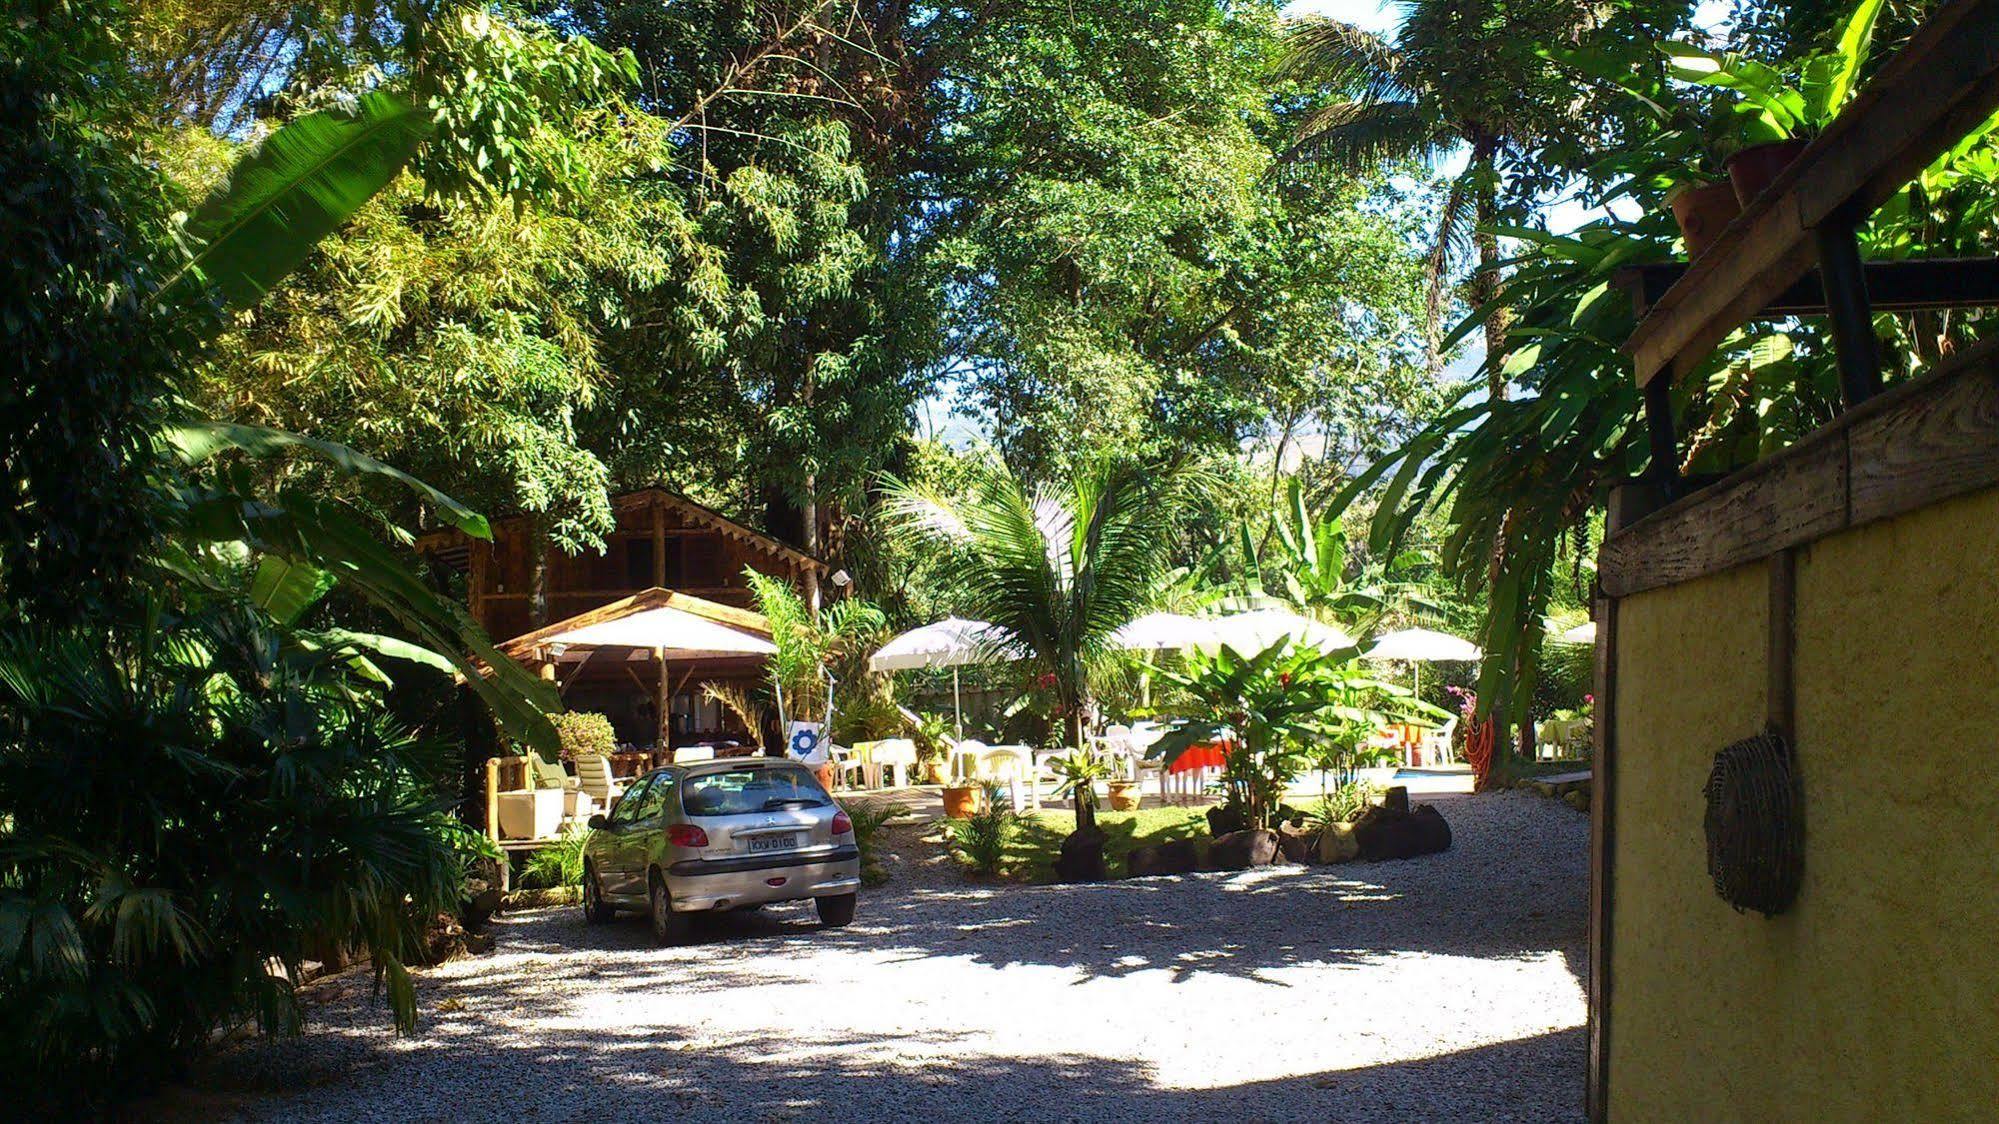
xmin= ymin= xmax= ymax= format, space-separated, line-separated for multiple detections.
xmin=1702 ymin=731 xmax=1804 ymax=917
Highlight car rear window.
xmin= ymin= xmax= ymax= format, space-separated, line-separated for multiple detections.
xmin=680 ymin=765 xmax=830 ymax=817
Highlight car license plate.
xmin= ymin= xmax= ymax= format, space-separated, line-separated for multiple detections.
xmin=749 ymin=833 xmax=798 ymax=853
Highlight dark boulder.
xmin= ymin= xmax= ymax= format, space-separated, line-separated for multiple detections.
xmin=461 ymin=886 xmax=502 ymax=931
xmin=1205 ymin=804 xmax=1249 ymax=837
xmin=1126 ymin=837 xmax=1204 ymax=878
xmin=1207 ymin=829 xmax=1280 ymax=870
xmin=1053 ymin=824 xmax=1109 ymax=882
xmin=1352 ymin=801 xmax=1452 ymax=862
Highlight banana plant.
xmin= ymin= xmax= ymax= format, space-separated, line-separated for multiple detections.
xmin=166 ymin=425 xmax=562 ymax=755
xmin=1145 ymin=640 xmax=1440 ymax=830
xmin=148 ymin=92 xmax=561 ymax=753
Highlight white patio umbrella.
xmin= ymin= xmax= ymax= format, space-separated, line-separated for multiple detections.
xmin=1362 ymin=626 xmax=1482 ymax=700
xmin=1108 ymin=611 xmax=1218 ymax=651
xmin=1365 ymin=627 xmax=1481 ymax=663
xmin=868 ymin=617 xmax=1009 ymax=735
xmin=1554 ymin=620 xmax=1597 ymax=645
xmin=540 ymin=604 xmax=776 ymax=659
xmin=1202 ymin=608 xmax=1356 ymax=655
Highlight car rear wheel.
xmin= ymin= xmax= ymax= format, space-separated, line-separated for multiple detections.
xmin=581 ymin=863 xmax=614 ymax=924
xmin=649 ymin=871 xmax=691 ymax=944
xmin=816 ymin=892 xmax=856 ymax=928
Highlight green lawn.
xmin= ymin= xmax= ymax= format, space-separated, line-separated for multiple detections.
xmin=1000 ymin=805 xmax=1212 ymax=883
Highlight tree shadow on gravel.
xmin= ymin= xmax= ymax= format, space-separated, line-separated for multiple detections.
xmin=194 ymin=1017 xmax=1583 ymax=1123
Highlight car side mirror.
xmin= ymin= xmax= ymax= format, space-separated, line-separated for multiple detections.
xmin=587 ymin=814 xmax=609 ymax=831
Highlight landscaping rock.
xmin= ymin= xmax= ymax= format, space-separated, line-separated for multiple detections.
xmin=1318 ymin=821 xmax=1360 ymax=863
xmin=1276 ymin=823 xmax=1319 ymax=864
xmin=1352 ymin=802 xmax=1452 ymax=862
xmin=1053 ymin=824 xmax=1108 ymax=882
xmin=1207 ymin=829 xmax=1279 ymax=870
xmin=1205 ymin=804 xmax=1249 ymax=837
xmin=1563 ymin=789 xmax=1590 ymax=813
xmin=1126 ymin=837 xmax=1203 ymax=878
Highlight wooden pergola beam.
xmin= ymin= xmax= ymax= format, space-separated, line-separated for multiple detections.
xmin=1615 ymin=257 xmax=1999 ymax=320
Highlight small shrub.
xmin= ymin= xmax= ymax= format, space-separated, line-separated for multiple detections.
xmin=518 ymin=827 xmax=588 ymax=888
xmin=1311 ymin=779 xmax=1379 ymax=826
xmin=551 ymin=711 xmax=617 ymax=763
xmin=844 ymin=798 xmax=902 ymax=886
xmin=949 ymin=783 xmax=1017 ymax=876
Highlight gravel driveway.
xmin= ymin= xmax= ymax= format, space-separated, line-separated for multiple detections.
xmin=195 ymin=790 xmax=1586 ymax=1122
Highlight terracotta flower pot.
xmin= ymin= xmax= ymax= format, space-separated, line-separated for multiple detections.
xmin=942 ymin=784 xmax=981 ymax=819
xmin=1667 ymin=182 xmax=1742 ymax=259
xmin=1106 ymin=780 xmax=1140 ymax=812
xmin=1725 ymin=139 xmax=1809 ymax=207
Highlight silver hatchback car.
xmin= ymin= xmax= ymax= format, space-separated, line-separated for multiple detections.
xmin=581 ymin=757 xmax=861 ymax=941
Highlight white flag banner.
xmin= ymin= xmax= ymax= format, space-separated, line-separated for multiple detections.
xmin=785 ymin=721 xmax=829 ymax=766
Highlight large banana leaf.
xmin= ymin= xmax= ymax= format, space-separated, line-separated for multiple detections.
xmin=168 ymin=421 xmax=490 ymax=538
xmin=168 ymin=90 xmax=431 ymax=311
xmin=180 ymin=488 xmax=560 ymax=756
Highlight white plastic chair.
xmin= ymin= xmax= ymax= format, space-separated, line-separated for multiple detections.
xmin=980 ymin=745 xmax=1038 ymax=812
xmin=1422 ymin=717 xmax=1457 ymax=765
xmin=871 ymin=738 xmax=919 ymax=787
xmin=673 ymin=744 xmax=717 ymax=764
xmin=573 ymin=754 xmax=623 ymax=807
xmin=949 ymin=738 xmax=986 ymax=783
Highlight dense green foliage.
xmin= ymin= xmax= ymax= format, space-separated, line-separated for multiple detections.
xmin=0 ymin=590 xmax=483 ymax=1111
xmin=1 ymin=5 xmax=185 ymax=615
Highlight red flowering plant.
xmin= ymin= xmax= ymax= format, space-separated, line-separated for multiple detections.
xmin=1147 ymin=639 xmax=1443 ymax=830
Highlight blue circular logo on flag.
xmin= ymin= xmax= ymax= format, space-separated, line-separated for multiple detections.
xmin=789 ymin=727 xmax=821 ymax=757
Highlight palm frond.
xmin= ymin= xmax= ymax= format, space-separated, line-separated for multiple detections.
xmin=1274 ymin=100 xmax=1455 ymax=175
xmin=1279 ymin=16 xmax=1415 ymax=103
xmin=1423 ymin=171 xmax=1481 ymax=364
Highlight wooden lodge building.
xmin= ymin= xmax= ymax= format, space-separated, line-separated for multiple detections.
xmin=418 ymin=487 xmax=828 ymax=750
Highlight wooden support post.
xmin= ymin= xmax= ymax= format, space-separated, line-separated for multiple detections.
xmin=469 ymin=539 xmax=491 ymax=629
xmin=484 ymin=756 xmax=500 ymax=846
xmin=530 ymin=523 xmax=551 ymax=627
xmin=1767 ymin=549 xmax=1797 ymax=738
xmin=1814 ymin=222 xmax=1883 ymax=408
xmin=1641 ymin=372 xmax=1680 ymax=499
xmin=655 ymin=646 xmax=670 ymax=752
xmin=652 ymin=501 xmax=667 ymax=588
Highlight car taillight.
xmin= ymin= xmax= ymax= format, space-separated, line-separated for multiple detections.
xmin=830 ymin=810 xmax=853 ymax=836
xmin=667 ymin=824 xmax=709 ymax=848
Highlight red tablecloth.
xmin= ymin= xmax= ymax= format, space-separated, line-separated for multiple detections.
xmin=1168 ymin=740 xmax=1232 ymax=774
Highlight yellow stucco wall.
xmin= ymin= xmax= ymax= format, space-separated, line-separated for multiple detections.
xmin=1607 ymin=486 xmax=1999 ymax=1122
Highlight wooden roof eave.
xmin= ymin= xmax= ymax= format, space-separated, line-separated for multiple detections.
xmin=414 ymin=487 xmax=831 ymax=574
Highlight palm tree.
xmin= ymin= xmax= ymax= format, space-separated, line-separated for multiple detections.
xmin=882 ymin=458 xmax=1195 ymax=815
xmin=1277 ymin=3 xmax=1574 ymax=377
xmin=1279 ymin=3 xmax=1583 ymax=769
